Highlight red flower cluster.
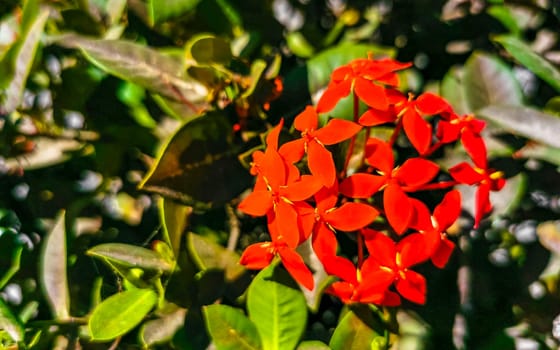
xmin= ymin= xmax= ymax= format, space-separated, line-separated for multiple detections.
xmin=238 ymin=56 xmax=505 ymax=305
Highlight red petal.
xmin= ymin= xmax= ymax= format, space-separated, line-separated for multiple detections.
xmin=356 ymin=267 xmax=394 ymax=304
xmin=324 ymin=255 xmax=359 ymax=285
xmin=408 ymin=198 xmax=433 ymax=231
xmin=397 ymin=158 xmax=439 ymax=188
xmin=398 ymin=233 xmax=429 ymax=268
xmin=434 ymin=190 xmax=461 ymax=230
xmin=325 ymin=203 xmax=379 ymax=231
xmin=295 ymin=202 xmax=316 ymax=241
xmin=315 ymin=186 xmax=339 ymax=213
xmin=294 ymin=105 xmax=318 ymax=131
xmin=238 ymin=190 xmax=273 ymax=216
xmin=436 ymin=120 xmax=461 ymax=143
xmin=354 ymin=77 xmax=389 ymax=110
xmin=277 ymin=246 xmax=314 ymax=290
xmin=339 ymin=173 xmax=386 ymax=198
xmin=315 ymin=119 xmax=362 ymax=145
xmin=474 ymin=183 xmax=491 ymax=229
xmin=365 ymin=138 xmax=394 ymax=174
xmin=359 ymin=108 xmax=397 ymax=126
xmin=308 ymin=140 xmax=336 ymax=187
xmin=283 ymin=175 xmax=322 ymax=201
xmin=316 ymin=80 xmax=352 ymax=113
xmin=239 ymin=243 xmax=274 ymax=269
xmin=384 ymin=183 xmax=413 ymax=234
xmin=402 ymin=108 xmax=432 ymax=155
xmin=396 ymin=270 xmax=427 ymax=304
xmin=279 ymin=139 xmax=305 ymax=164
xmin=261 ymin=148 xmax=287 ymax=189
xmin=379 ymin=291 xmax=401 ymax=306
xmin=363 ymin=229 xmax=397 ymax=269
xmin=270 ymin=200 xmax=300 ymax=248
xmin=266 ymin=119 xmax=284 ymax=150
xmin=461 ymin=129 xmax=487 ymax=169
xmin=449 ymin=162 xmax=483 ymax=185
xmin=415 ymin=92 xmax=451 ymax=115
xmin=312 ymin=223 xmax=338 ymax=261
xmin=326 ymin=282 xmax=354 ymax=304
xmin=431 ymin=238 xmax=455 ymax=268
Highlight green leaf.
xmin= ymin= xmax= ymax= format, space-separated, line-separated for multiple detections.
xmin=139 ymin=112 xmax=252 ymax=208
xmin=139 ymin=306 xmax=187 ymax=347
xmin=54 ymin=35 xmax=208 ymax=115
xmin=307 ymin=43 xmax=395 ymax=94
xmin=187 ymin=233 xmax=245 ymax=281
xmin=148 ymin=0 xmax=201 ymax=24
xmin=5 ymin=137 xmax=83 ymax=171
xmin=0 ymin=8 xmax=48 ymax=114
xmin=487 ymin=6 xmax=521 ymax=36
xmin=39 ymin=211 xmax=70 ymax=320
xmin=329 ymin=307 xmax=384 ymax=350
xmin=477 ymin=105 xmax=560 ymax=148
xmin=286 ymin=32 xmax=315 ymax=58
xmin=159 ymin=198 xmax=192 ymax=258
xmin=440 ymin=66 xmax=470 ymax=115
xmin=462 ymin=52 xmax=523 ymax=112
xmin=87 ymin=243 xmax=174 ymax=273
xmin=203 ymin=304 xmax=262 ymax=350
xmin=0 ymin=299 xmax=23 ymax=342
xmin=297 ymin=341 xmax=331 ymax=350
xmin=493 ymin=34 xmax=560 ymax=93
xmin=189 ymin=35 xmax=233 ymax=65
xmin=247 ymin=264 xmax=307 ymax=350
xmin=89 ymin=288 xmax=157 ymax=341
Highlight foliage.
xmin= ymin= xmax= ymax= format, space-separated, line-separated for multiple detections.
xmin=1 ymin=0 xmax=560 ymax=349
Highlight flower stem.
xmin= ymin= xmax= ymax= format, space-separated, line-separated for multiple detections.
xmin=341 ymin=93 xmax=360 ymax=178
xmin=357 ymin=230 xmax=364 ymax=268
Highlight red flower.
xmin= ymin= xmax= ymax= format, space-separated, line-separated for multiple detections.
xmin=317 ymin=58 xmax=412 ymax=113
xmin=363 ymin=229 xmax=430 ymax=304
xmin=437 ymin=113 xmax=487 ymax=165
xmin=409 ymin=190 xmax=461 ymax=268
xmin=240 ymin=240 xmax=314 ymax=290
xmin=280 ymin=106 xmax=361 ymax=187
xmin=339 ymin=138 xmax=439 ymax=234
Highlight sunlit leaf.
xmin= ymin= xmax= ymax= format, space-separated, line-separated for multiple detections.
xmin=463 ymin=52 xmax=523 ymax=112
xmin=477 ymin=105 xmax=560 ymax=148
xmin=297 ymin=341 xmax=331 ymax=350
xmin=39 ymin=211 xmax=70 ymax=320
xmin=139 ymin=306 xmax=187 ymax=347
xmin=0 ymin=299 xmax=23 ymax=342
xmin=440 ymin=66 xmax=470 ymax=115
xmin=493 ymin=34 xmax=560 ymax=93
xmin=0 ymin=7 xmax=48 ymax=114
xmin=537 ymin=221 xmax=560 ymax=255
xmin=159 ymin=198 xmax=192 ymax=258
xmin=148 ymin=0 xmax=201 ymax=24
xmin=247 ymin=264 xmax=307 ymax=350
xmin=203 ymin=304 xmax=262 ymax=350
xmin=89 ymin=288 xmax=157 ymax=341
xmin=329 ymin=306 xmax=384 ymax=350
xmin=139 ymin=112 xmax=252 ymax=208
xmin=187 ymin=233 xmax=245 ymax=281
xmin=286 ymin=32 xmax=315 ymax=58
xmin=87 ymin=243 xmax=174 ymax=273
xmin=54 ymin=35 xmax=208 ymax=115
xmin=189 ymin=35 xmax=233 ymax=65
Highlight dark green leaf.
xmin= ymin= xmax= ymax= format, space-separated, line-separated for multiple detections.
xmin=462 ymin=52 xmax=523 ymax=111
xmin=203 ymin=304 xmax=262 ymax=350
xmin=39 ymin=211 xmax=70 ymax=320
xmin=307 ymin=43 xmax=395 ymax=94
xmin=247 ymin=264 xmax=307 ymax=350
xmin=477 ymin=105 xmax=560 ymax=148
xmin=0 ymin=8 xmax=48 ymax=114
xmin=493 ymin=34 xmax=560 ymax=93
xmin=187 ymin=233 xmax=245 ymax=281
xmin=139 ymin=112 xmax=252 ymax=207
xmin=88 ymin=288 xmax=157 ymax=341
xmin=148 ymin=0 xmax=201 ymax=24
xmin=159 ymin=198 xmax=192 ymax=258
xmin=189 ymin=35 xmax=233 ymax=65
xmin=87 ymin=243 xmax=174 ymax=273
xmin=440 ymin=66 xmax=470 ymax=115
xmin=487 ymin=6 xmax=521 ymax=36
xmin=54 ymin=35 xmax=208 ymax=114
xmin=329 ymin=307 xmax=384 ymax=350
xmin=139 ymin=307 xmax=187 ymax=347
xmin=0 ymin=299 xmax=23 ymax=342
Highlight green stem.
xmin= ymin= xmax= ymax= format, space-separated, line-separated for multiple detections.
xmin=341 ymin=93 xmax=360 ymax=178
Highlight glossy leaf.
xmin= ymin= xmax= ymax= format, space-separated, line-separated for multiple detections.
xmin=0 ymin=7 xmax=48 ymax=114
xmin=329 ymin=307 xmax=384 ymax=350
xmin=54 ymin=35 xmax=208 ymax=113
xmin=493 ymin=34 xmax=560 ymax=93
xmin=187 ymin=233 xmax=245 ymax=281
xmin=148 ymin=0 xmax=201 ymax=24
xmin=477 ymin=105 xmax=560 ymax=148
xmin=139 ymin=112 xmax=252 ymax=207
xmin=247 ymin=264 xmax=307 ymax=350
xmin=39 ymin=211 xmax=70 ymax=320
xmin=307 ymin=43 xmax=395 ymax=94
xmin=203 ymin=304 xmax=262 ymax=350
xmin=462 ymin=52 xmax=523 ymax=112
xmin=139 ymin=307 xmax=187 ymax=347
xmin=189 ymin=35 xmax=233 ymax=65
xmin=159 ymin=198 xmax=192 ymax=258
xmin=0 ymin=299 xmax=23 ymax=342
xmin=89 ymin=288 xmax=157 ymax=341
xmin=87 ymin=243 xmax=174 ymax=273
